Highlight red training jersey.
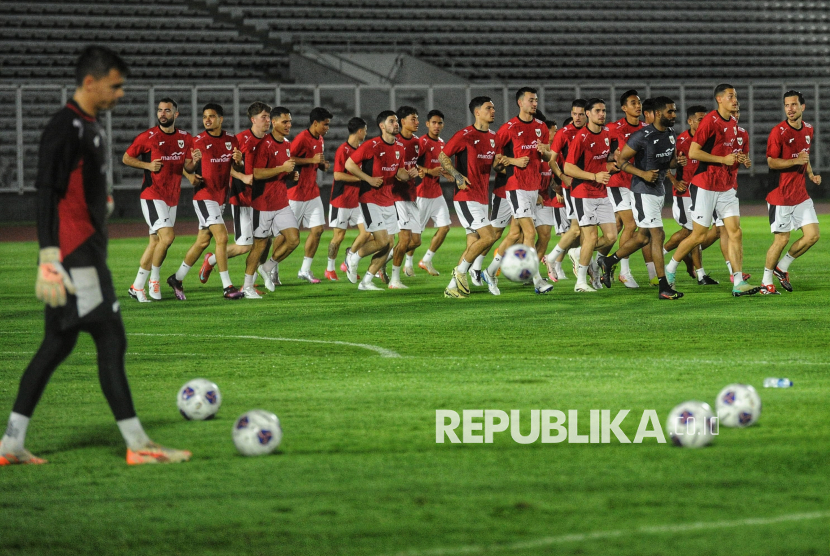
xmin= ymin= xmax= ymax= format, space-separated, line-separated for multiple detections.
xmin=230 ymin=129 xmax=264 ymax=206
xmin=126 ymin=126 xmax=193 ymax=207
xmin=251 ymin=134 xmax=292 ymax=211
xmin=390 ymin=133 xmax=420 ymax=202
xmin=539 ymin=160 xmax=562 ymax=208
xmin=192 ymin=130 xmax=238 ymax=204
xmin=330 ymin=140 xmax=360 ymax=209
xmin=288 ymin=129 xmax=324 ymax=202
xmin=566 ymin=126 xmax=612 ymax=199
xmin=673 ymin=130 xmax=697 ymax=198
xmin=550 ymin=124 xmax=583 ymax=190
xmin=766 ymin=120 xmax=814 ymax=206
xmin=442 ymin=125 xmax=498 ymax=205
xmin=608 ymin=118 xmax=646 ymax=189
xmin=690 ymin=110 xmax=739 ymax=192
xmin=417 ymin=134 xmax=444 ymax=198
xmin=349 ymin=136 xmax=405 ymax=207
xmin=496 ymin=116 xmax=550 ymax=192
xmin=727 ymin=126 xmax=749 ymax=190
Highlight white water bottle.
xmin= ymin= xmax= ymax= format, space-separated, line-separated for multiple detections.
xmin=763 ymin=377 xmax=793 ymax=388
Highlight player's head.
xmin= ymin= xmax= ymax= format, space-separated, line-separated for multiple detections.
xmin=202 ymin=103 xmax=223 ymax=132
xmin=515 ymin=87 xmax=538 ymax=115
xmin=347 ymin=117 xmax=367 ymax=142
xmin=571 ymin=99 xmax=588 ymax=128
xmin=540 ymin=112 xmax=557 ymax=141
xmin=563 ymin=116 xmax=574 ymax=127
xmin=714 ymin=83 xmax=738 ymax=111
xmin=426 ymin=109 xmax=445 ymax=138
xmin=619 ymin=89 xmax=641 ymax=117
xmin=247 ymin=101 xmax=272 ymax=135
xmin=783 ymin=89 xmax=805 ymax=122
xmin=396 ymin=106 xmax=419 ymax=134
xmin=652 ymin=96 xmax=677 ymax=128
xmin=585 ymin=98 xmax=606 ymax=126
xmin=270 ymin=106 xmax=292 ymax=137
xmin=157 ymin=98 xmax=178 ymax=128
xmin=469 ymin=96 xmax=495 ymax=123
xmin=641 ymin=98 xmax=656 ymax=124
xmin=309 ymin=106 xmax=332 ymax=136
xmin=74 ymin=45 xmax=128 ymax=112
xmin=376 ymin=110 xmax=399 ymax=136
xmin=686 ymin=105 xmax=707 ymax=134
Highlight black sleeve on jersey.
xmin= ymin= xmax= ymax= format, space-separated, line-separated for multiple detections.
xmin=36 ymin=111 xmax=80 ymax=249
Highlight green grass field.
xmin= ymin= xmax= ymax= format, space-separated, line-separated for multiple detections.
xmin=1 ymin=215 xmax=829 ymax=556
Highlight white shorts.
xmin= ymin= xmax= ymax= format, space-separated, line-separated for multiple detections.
xmin=632 ymin=193 xmax=665 ymax=229
xmin=141 ymin=199 xmax=177 ymax=234
xmin=231 ymin=205 xmax=254 ymax=246
xmin=689 ymin=186 xmax=739 ymax=228
xmin=672 ymin=196 xmax=693 ymax=231
xmin=489 ymin=194 xmax=513 ymax=229
xmin=454 ymin=200 xmax=490 ymax=235
xmin=563 ymin=188 xmax=577 ymax=220
xmin=253 ymin=206 xmax=298 ymax=239
xmin=507 ymin=189 xmax=538 ymax=220
xmin=572 ymin=196 xmax=615 ymax=227
xmin=329 ymin=205 xmax=361 ymax=229
xmin=768 ymin=198 xmax=819 ymax=233
xmin=360 ymin=203 xmax=399 ymax=234
xmin=535 ymin=206 xmax=557 ymax=227
xmin=553 ymin=206 xmax=570 ymax=235
xmin=395 ymin=200 xmax=423 ymax=234
xmin=417 ymin=196 xmax=452 ymax=229
xmin=289 ymin=197 xmax=326 ymax=229
xmin=607 ymin=187 xmax=634 ymax=212
xmin=193 ymin=200 xmax=225 ymax=230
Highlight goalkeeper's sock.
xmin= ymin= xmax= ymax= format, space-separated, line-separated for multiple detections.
xmin=0 ymin=412 xmax=29 ymax=453
xmin=117 ymin=417 xmax=152 ymax=451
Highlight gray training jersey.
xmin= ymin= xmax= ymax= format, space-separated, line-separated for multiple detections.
xmin=626 ymin=125 xmax=677 ymax=196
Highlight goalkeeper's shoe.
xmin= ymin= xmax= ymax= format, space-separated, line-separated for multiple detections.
xmin=0 ymin=449 xmax=47 ymax=466
xmin=773 ymin=266 xmax=792 ymax=292
xmin=731 ymin=281 xmax=762 ymax=297
xmin=126 ymin=442 xmax=191 ymax=465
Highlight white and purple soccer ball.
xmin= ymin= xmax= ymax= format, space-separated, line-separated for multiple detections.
xmin=232 ymin=409 xmax=282 ymax=456
xmin=177 ymin=378 xmax=222 ymax=421
xmin=715 ymin=384 xmax=762 ymax=428
xmin=500 ymin=244 xmax=539 ymax=284
xmin=666 ymin=401 xmax=717 ymax=448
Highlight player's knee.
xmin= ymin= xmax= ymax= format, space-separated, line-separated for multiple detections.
xmin=805 ymin=231 xmax=820 ymax=246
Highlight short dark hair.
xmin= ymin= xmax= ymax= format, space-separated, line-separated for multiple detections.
xmin=652 ymin=96 xmax=675 ymax=113
xmin=469 ymin=96 xmax=492 ymax=115
xmin=714 ymin=83 xmax=734 ymax=99
xmin=247 ymin=101 xmax=271 ymax=119
xmin=74 ymin=45 xmax=129 ymax=87
xmin=571 ymin=99 xmax=588 ymax=110
xmin=563 ymin=117 xmax=574 ymax=126
xmin=619 ymin=89 xmax=639 ymax=107
xmin=641 ymin=98 xmax=656 ymax=113
xmin=516 ymin=87 xmax=537 ymax=103
xmin=783 ymin=89 xmax=805 ymax=105
xmin=585 ymin=98 xmax=605 ymax=112
xmin=159 ymin=97 xmax=178 ymax=111
xmin=686 ymin=105 xmax=708 ymax=119
xmin=309 ymin=106 xmax=333 ymax=125
xmin=546 ymin=117 xmax=557 ymax=128
xmin=396 ymin=106 xmax=418 ymax=121
xmin=270 ymin=106 xmax=291 ymax=119
xmin=426 ymin=109 xmax=445 ymax=121
xmin=376 ymin=110 xmax=396 ymax=127
xmin=202 ymin=103 xmax=223 ymax=117
xmin=347 ymin=117 xmax=366 ymax=135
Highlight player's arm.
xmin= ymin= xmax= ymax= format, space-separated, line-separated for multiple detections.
xmin=767 ymin=151 xmax=810 ymax=170
xmin=334 ymin=171 xmax=361 ymax=183
xmin=345 ymin=158 xmax=382 ymax=187
xmin=122 ymin=152 xmax=161 ymax=173
xmin=618 ymin=144 xmax=658 ymax=183
xmin=182 ymin=168 xmax=202 ymax=186
xmin=231 ymin=168 xmax=253 ymax=186
xmin=807 ymin=161 xmax=822 ymax=185
xmin=253 ymin=159 xmax=296 ymax=180
xmin=690 ymin=142 xmax=735 ymax=166
xmin=438 ymin=151 xmax=470 ymax=190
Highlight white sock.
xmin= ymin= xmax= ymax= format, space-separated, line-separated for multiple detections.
xmin=244 ymin=273 xmax=255 ymax=288
xmin=646 ymin=262 xmax=657 ymax=280
xmin=116 ymin=417 xmax=151 ymax=451
xmin=472 ymin=255 xmax=484 ymax=271
xmin=134 ymin=267 xmax=150 ymax=290
xmin=150 ymin=265 xmax=161 ymax=282
xmin=577 ymin=264 xmax=589 ymax=283
xmin=262 ymin=258 xmax=277 ymax=274
xmin=726 ymin=260 xmax=734 ymax=275
xmin=733 ymin=271 xmax=743 ymax=284
xmin=350 ymin=250 xmax=362 ymax=267
xmin=392 ymin=265 xmax=401 ymax=281
xmin=762 ymin=268 xmax=774 ymax=286
xmin=696 ymin=268 xmax=705 ymax=280
xmin=405 ymin=254 xmax=414 ymax=267
xmin=219 ymin=270 xmax=232 ymax=289
xmin=458 ymin=259 xmax=472 ymax=273
xmin=361 ymin=271 xmax=374 ymax=285
xmin=175 ymin=262 xmax=191 ymax=282
xmin=301 ymin=257 xmax=313 ymax=273
xmin=327 ymin=258 xmax=336 ymax=272
xmin=1 ymin=412 xmax=30 ymax=453
xmin=533 ymin=273 xmax=546 ymax=286
xmin=662 ymin=248 xmax=669 ymax=255
xmin=620 ymin=258 xmax=630 ymax=275
xmin=448 ymin=277 xmax=457 ymax=289
xmin=386 ymin=249 xmax=394 ymax=263
xmin=207 ymin=253 xmax=217 ymax=266
xmin=553 ymin=260 xmax=562 ymax=271
xmin=548 ymin=245 xmax=565 ymax=263
xmin=666 ymin=258 xmax=679 ymax=274
xmin=778 ymin=253 xmax=796 ymax=272
xmin=423 ymin=249 xmax=436 ymax=263
xmin=487 ymin=254 xmax=502 ymax=275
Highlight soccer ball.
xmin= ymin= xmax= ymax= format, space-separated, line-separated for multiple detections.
xmin=500 ymin=244 xmax=539 ymax=283
xmin=232 ymin=409 xmax=283 ymax=456
xmin=177 ymin=378 xmax=222 ymax=421
xmin=666 ymin=401 xmax=716 ymax=448
xmin=715 ymin=384 xmax=761 ymax=427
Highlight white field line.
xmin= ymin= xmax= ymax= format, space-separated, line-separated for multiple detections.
xmin=385 ymin=511 xmax=830 ymax=556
